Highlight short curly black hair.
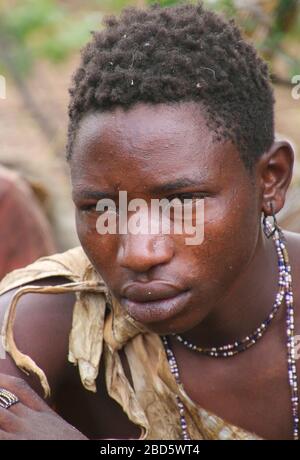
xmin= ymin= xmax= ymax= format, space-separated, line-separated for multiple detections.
xmin=66 ymin=1 xmax=275 ymax=171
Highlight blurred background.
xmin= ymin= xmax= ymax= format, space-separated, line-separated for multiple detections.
xmin=0 ymin=0 xmax=299 ymax=278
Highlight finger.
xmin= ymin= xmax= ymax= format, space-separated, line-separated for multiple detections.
xmin=1 ymin=400 xmax=30 ymax=418
xmin=0 ymin=374 xmax=49 ymax=412
xmin=0 ymin=429 xmax=14 ymax=440
xmin=0 ymin=405 xmax=19 ymax=432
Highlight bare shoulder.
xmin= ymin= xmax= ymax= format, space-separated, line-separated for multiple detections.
xmin=0 ymin=276 xmax=75 ymax=402
xmin=0 ymin=276 xmax=142 ymax=439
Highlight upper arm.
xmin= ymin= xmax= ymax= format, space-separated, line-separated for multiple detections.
xmin=0 ymin=277 xmax=76 ymax=403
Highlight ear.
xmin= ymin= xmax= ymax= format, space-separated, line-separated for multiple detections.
xmin=255 ymin=141 xmax=294 ymax=216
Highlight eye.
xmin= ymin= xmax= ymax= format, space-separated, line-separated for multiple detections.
xmin=78 ymin=203 xmax=98 ymax=213
xmin=167 ymin=192 xmax=208 ymax=203
xmin=79 ymin=202 xmax=119 ymax=217
xmin=162 ymin=192 xmax=207 ymax=223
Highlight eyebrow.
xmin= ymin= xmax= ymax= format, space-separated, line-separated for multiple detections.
xmin=149 ymin=178 xmax=206 ymax=194
xmin=73 ymin=178 xmax=207 ymax=200
xmin=72 ymin=189 xmax=116 ymax=201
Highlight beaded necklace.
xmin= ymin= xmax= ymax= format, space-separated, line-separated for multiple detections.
xmin=162 ymin=221 xmax=299 ymax=440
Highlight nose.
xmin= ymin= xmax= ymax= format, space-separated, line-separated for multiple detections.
xmin=117 ymin=233 xmax=175 ymax=273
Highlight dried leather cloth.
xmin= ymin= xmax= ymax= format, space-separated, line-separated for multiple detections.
xmin=0 ymin=247 xmax=261 ymax=440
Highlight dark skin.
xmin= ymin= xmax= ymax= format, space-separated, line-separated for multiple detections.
xmin=0 ymin=101 xmax=299 ymax=440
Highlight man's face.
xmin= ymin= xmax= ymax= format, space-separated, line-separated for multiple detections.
xmin=70 ymin=101 xmax=261 ymax=335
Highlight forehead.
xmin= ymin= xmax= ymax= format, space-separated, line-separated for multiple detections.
xmin=73 ymin=101 xmax=218 ymax=156
xmin=70 ymin=101 xmax=243 ymax=190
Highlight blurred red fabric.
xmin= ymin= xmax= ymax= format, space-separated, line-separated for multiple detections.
xmin=0 ymin=166 xmax=57 ymax=280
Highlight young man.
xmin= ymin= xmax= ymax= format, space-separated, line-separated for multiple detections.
xmin=0 ymin=2 xmax=299 ymax=440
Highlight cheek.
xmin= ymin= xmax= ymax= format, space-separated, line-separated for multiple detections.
xmin=75 ymin=211 xmax=118 ymax=279
xmin=180 ymin=194 xmax=260 ymax=295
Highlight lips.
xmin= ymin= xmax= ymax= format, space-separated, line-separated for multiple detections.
xmin=120 ymin=282 xmax=190 ymax=324
xmin=122 ymin=282 xmax=184 ymax=302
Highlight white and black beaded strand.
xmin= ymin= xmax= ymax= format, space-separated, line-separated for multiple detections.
xmin=277 ymin=230 xmax=299 ymax=440
xmin=162 ymin=335 xmax=191 ymax=440
xmin=162 ymin=224 xmax=299 ymax=440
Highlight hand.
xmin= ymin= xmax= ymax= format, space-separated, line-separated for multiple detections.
xmin=0 ymin=373 xmax=88 ymax=440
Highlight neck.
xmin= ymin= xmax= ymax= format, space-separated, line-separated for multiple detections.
xmin=178 ymin=226 xmax=284 ymax=348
